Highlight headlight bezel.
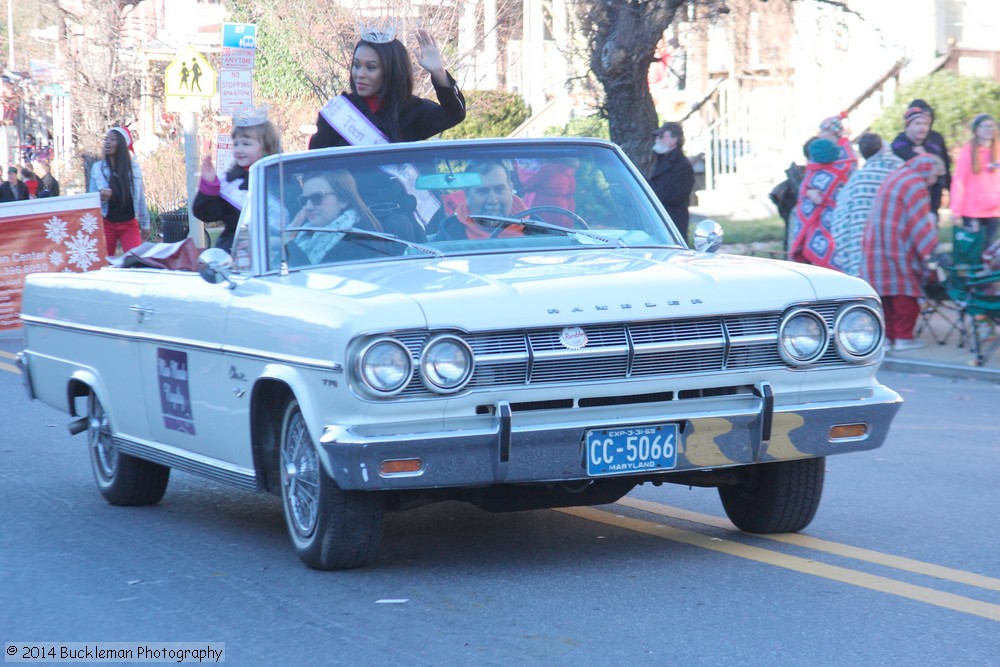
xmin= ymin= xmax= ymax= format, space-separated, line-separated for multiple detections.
xmin=420 ymin=334 xmax=475 ymax=394
xmin=833 ymin=304 xmax=884 ymax=361
xmin=778 ymin=308 xmax=829 ymax=366
xmin=355 ymin=337 xmax=413 ymax=397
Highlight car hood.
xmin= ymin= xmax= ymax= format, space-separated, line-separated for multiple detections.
xmin=302 ymin=248 xmax=876 ymax=330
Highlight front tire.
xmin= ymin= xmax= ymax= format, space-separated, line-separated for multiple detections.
xmin=718 ymin=457 xmax=824 ymax=533
xmin=87 ymin=390 xmax=170 ymax=506
xmin=279 ymin=399 xmax=384 ymax=570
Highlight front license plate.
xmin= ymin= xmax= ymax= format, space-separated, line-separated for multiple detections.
xmin=585 ymin=424 xmax=679 ymax=476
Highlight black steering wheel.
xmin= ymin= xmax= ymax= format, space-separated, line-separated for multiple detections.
xmin=488 ymin=205 xmax=590 ymax=238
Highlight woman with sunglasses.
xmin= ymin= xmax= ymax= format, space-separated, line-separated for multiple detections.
xmin=288 ymin=170 xmax=387 ymax=265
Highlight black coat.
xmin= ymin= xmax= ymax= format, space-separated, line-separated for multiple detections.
xmin=890 ymin=129 xmax=951 ymax=216
xmin=308 ymin=74 xmax=466 ymax=149
xmin=647 ymin=148 xmax=695 ymax=241
xmin=192 ymin=168 xmax=249 ymax=254
xmin=0 ymin=180 xmax=29 ymax=202
xmin=37 ymin=173 xmax=59 ymax=198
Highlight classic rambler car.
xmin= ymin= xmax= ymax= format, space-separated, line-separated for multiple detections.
xmin=18 ymin=138 xmax=902 ymax=570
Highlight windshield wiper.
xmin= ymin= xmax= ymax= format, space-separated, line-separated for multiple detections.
xmin=285 ymin=226 xmax=443 ymax=257
xmin=466 ymin=215 xmax=627 ymax=248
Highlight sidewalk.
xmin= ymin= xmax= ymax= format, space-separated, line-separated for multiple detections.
xmin=879 ymin=308 xmax=1000 ymax=382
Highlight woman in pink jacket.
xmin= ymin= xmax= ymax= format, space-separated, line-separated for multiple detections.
xmin=950 ymin=113 xmax=1000 ymax=244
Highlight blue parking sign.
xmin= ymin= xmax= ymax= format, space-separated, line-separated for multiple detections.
xmin=222 ymin=23 xmax=256 ymax=70
xmin=222 ymin=23 xmax=256 ymax=49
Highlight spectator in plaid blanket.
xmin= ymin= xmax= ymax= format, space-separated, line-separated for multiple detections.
xmin=860 ymin=154 xmax=946 ymax=352
xmin=830 ymin=133 xmax=903 ymax=276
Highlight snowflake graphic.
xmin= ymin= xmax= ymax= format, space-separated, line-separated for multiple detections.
xmin=45 ymin=216 xmax=69 ymax=244
xmin=65 ymin=231 xmax=100 ymax=271
xmin=79 ymin=212 xmax=100 ymax=234
xmin=48 ymin=250 xmax=65 ymax=268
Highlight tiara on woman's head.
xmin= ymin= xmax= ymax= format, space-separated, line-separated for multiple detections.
xmin=234 ymin=104 xmax=270 ymax=128
xmin=359 ymin=21 xmax=399 ymax=44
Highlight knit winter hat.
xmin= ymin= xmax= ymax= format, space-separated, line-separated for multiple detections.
xmin=808 ymin=138 xmax=840 ymax=164
xmin=904 ymin=106 xmax=931 ymax=127
xmin=908 ymin=99 xmax=935 ymax=120
xmin=972 ymin=113 xmax=995 ymax=133
xmin=819 ymin=112 xmax=847 ymax=135
xmin=111 ymin=126 xmax=135 ymax=153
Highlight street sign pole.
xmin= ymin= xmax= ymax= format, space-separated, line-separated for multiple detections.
xmin=181 ymin=110 xmax=204 ymax=247
xmin=164 ymin=45 xmax=216 ymax=248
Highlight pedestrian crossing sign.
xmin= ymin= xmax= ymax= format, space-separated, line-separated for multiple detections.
xmin=165 ymin=45 xmax=216 ymax=98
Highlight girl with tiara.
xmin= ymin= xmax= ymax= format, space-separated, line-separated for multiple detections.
xmin=193 ymin=105 xmax=282 ymax=253
xmin=308 ymin=28 xmax=465 ymax=149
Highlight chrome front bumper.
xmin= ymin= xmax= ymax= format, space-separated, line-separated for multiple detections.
xmin=319 ymin=383 xmax=903 ymax=491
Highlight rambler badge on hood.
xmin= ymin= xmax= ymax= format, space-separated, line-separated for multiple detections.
xmin=560 ymin=326 xmax=589 ymax=350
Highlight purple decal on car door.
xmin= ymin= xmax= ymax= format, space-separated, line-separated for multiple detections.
xmin=157 ymin=348 xmax=196 ymax=434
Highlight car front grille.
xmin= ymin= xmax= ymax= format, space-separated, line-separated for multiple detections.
xmin=393 ymin=303 xmax=850 ymax=398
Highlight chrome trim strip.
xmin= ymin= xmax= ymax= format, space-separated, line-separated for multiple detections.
xmin=533 ymin=344 xmax=630 ymax=360
xmin=633 ymin=339 xmax=727 ymax=354
xmin=20 ymin=316 xmax=343 ymax=373
xmin=112 ymin=435 xmax=258 ymax=491
xmin=222 ymin=346 xmax=344 ymax=373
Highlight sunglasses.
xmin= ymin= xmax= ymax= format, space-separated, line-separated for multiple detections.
xmin=298 ymin=192 xmax=335 ymax=207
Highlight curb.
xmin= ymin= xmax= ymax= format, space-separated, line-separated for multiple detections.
xmin=880 ymin=357 xmax=1000 ymax=383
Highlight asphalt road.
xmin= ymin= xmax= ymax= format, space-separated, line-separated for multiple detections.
xmin=1 ymin=335 xmax=998 ymax=666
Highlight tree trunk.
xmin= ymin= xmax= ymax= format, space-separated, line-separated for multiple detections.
xmin=583 ymin=0 xmax=688 ymax=176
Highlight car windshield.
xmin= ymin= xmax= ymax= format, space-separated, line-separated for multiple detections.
xmin=256 ymin=140 xmax=680 ymax=272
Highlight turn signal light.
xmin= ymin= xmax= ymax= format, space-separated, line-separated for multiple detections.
xmin=380 ymin=458 xmax=423 ymax=475
xmin=829 ymin=423 xmax=868 ymax=440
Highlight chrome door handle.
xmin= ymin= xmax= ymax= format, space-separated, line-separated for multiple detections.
xmin=129 ymin=304 xmax=155 ymax=323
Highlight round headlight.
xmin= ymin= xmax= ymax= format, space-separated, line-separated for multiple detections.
xmin=835 ymin=305 xmax=883 ymax=360
xmin=358 ymin=339 xmax=412 ymax=395
xmin=420 ymin=335 xmax=474 ymax=393
xmin=779 ymin=309 xmax=828 ymax=365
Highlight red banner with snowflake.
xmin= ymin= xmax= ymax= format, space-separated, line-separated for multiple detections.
xmin=0 ymin=193 xmax=104 ymax=331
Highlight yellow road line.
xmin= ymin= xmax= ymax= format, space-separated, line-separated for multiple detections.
xmin=0 ymin=360 xmax=20 ymax=375
xmin=617 ymin=497 xmax=1000 ymax=594
xmin=556 ymin=506 xmax=1000 ymax=623
xmin=0 ymin=350 xmax=17 ymax=360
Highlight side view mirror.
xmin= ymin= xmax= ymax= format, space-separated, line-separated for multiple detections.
xmin=198 ymin=248 xmax=236 ymax=288
xmin=693 ymin=219 xmax=724 ymax=253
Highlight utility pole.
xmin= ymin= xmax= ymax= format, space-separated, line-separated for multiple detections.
xmin=6 ymin=0 xmax=13 ymax=70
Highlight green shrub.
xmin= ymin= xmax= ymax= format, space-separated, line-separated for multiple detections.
xmin=869 ymin=71 xmax=1000 ymax=150
xmin=544 ymin=114 xmax=610 ymax=140
xmin=440 ymin=90 xmax=531 ymax=139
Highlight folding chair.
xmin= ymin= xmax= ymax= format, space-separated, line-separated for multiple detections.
xmin=941 ymin=226 xmax=1000 ymax=365
xmin=916 ymin=255 xmax=966 ymax=346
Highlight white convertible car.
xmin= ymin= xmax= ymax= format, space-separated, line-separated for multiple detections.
xmin=18 ymin=138 xmax=902 ymax=570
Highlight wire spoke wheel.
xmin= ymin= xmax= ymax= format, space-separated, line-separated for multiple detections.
xmin=278 ymin=399 xmax=384 ymax=570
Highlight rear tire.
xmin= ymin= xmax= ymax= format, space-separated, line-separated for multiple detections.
xmin=718 ymin=457 xmax=824 ymax=533
xmin=279 ymin=399 xmax=384 ymax=570
xmin=87 ymin=391 xmax=170 ymax=506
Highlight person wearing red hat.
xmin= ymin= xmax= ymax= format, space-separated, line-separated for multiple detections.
xmin=890 ymin=99 xmax=951 ymax=218
xmin=88 ymin=126 xmax=150 ymax=256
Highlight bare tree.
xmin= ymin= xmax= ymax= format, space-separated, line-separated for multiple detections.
xmin=56 ymin=0 xmax=145 ymax=177
xmin=573 ymin=1 xmax=736 ymax=175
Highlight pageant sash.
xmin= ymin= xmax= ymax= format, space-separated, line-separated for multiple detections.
xmin=319 ymin=95 xmax=389 ymax=146
xmin=219 ymin=176 xmax=247 ymax=211
xmin=319 ymin=95 xmax=441 ymax=225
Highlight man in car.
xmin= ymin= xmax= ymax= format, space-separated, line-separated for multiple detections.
xmin=428 ymin=160 xmax=528 ymax=240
